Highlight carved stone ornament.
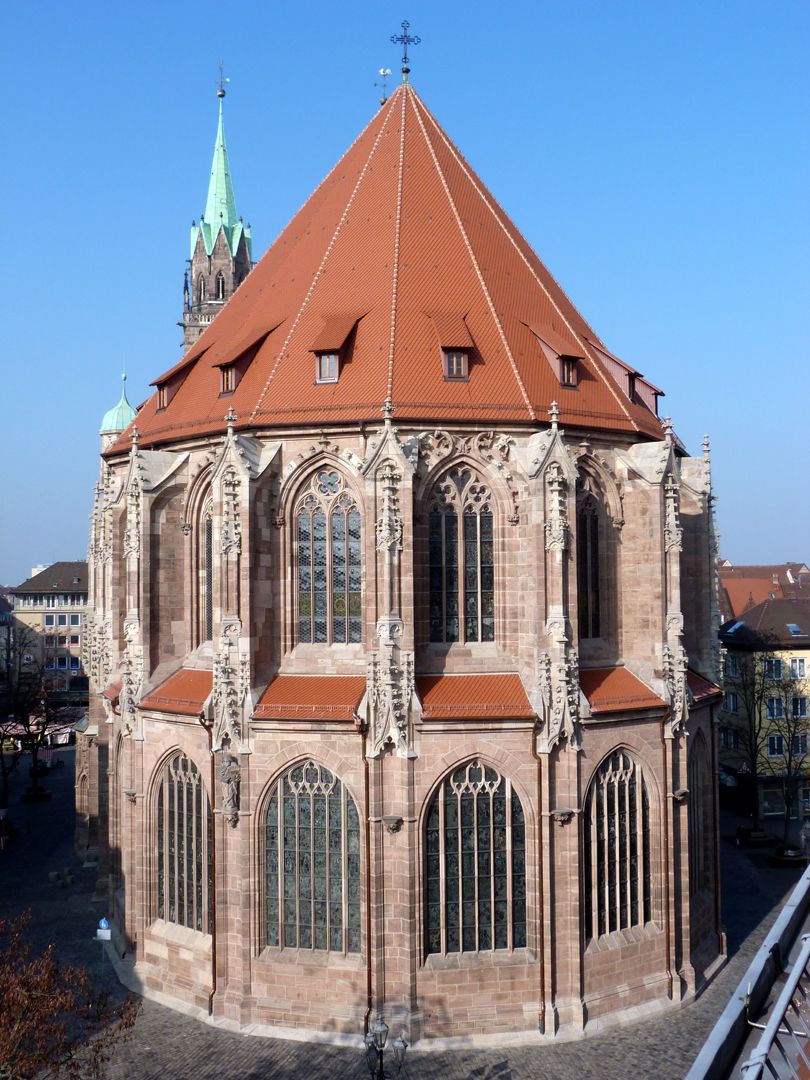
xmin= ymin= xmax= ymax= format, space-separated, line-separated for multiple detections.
xmin=123 ymin=480 xmax=141 ymax=560
xmin=375 ymin=463 xmax=404 ymax=552
xmin=544 ymin=463 xmax=570 ymax=552
xmin=119 ymin=617 xmax=144 ymax=737
xmin=663 ymin=641 xmax=689 ymax=735
xmin=366 ymin=617 xmax=414 ymax=758
xmin=220 ymin=465 xmax=242 ymax=556
xmin=218 ymin=753 xmax=241 ymax=828
xmin=664 ymin=473 xmax=683 ymax=553
xmin=417 ymin=428 xmax=520 ymax=524
xmin=212 ymin=620 xmax=249 ymax=749
xmin=534 ymin=621 xmax=581 ymax=753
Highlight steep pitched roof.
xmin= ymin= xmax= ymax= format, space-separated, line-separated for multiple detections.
xmin=112 ymin=84 xmax=666 ymax=453
xmin=718 ymin=562 xmax=810 ymax=620
xmin=720 ymin=599 xmax=810 ymax=650
xmin=12 ymin=562 xmax=87 ymax=594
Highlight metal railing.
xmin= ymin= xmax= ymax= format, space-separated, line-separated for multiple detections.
xmin=741 ymin=933 xmax=810 ymax=1079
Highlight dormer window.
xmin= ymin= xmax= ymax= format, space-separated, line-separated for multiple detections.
xmin=157 ymin=385 xmax=168 ymax=410
xmin=316 ymin=352 xmax=339 ymax=383
xmin=443 ymin=349 xmax=469 ymax=381
xmin=560 ymin=356 xmax=578 ymax=387
xmin=221 ymin=364 xmax=236 ymax=395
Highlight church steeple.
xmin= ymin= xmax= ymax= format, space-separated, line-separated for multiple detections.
xmin=182 ymin=79 xmax=252 ymax=351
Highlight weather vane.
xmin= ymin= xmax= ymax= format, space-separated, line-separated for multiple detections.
xmin=216 ymin=61 xmax=230 ymax=99
xmin=375 ymin=67 xmax=392 ymax=105
xmin=390 ymin=19 xmax=421 ymax=81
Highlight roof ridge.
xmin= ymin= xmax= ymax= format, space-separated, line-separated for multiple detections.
xmin=409 ymin=92 xmax=536 ymax=421
xmin=386 ymin=88 xmax=408 ymax=404
xmin=412 ymin=90 xmax=636 ymax=430
xmin=250 ymin=91 xmax=402 ymax=421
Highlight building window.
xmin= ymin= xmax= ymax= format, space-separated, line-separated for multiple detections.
xmin=768 ymin=734 xmax=784 ymax=757
xmin=264 ymin=760 xmax=360 ymax=953
xmin=57 ymin=656 xmax=68 ymax=670
xmin=57 ymin=614 xmax=67 ymax=627
xmin=57 ymin=635 xmax=67 ymax=647
xmin=315 ymin=352 xmax=339 ymax=383
xmin=69 ymin=613 xmax=81 ymax=626
xmin=724 ymin=654 xmax=739 ymax=678
xmin=794 ymin=698 xmax=809 ymax=720
xmin=155 ymin=754 xmax=212 ymax=933
xmin=583 ymin=750 xmax=651 ymax=943
xmin=157 ymin=385 xmax=168 ymax=411
xmin=425 ymin=760 xmax=526 ymax=956
xmin=765 ymin=658 xmax=783 ymax=680
xmin=295 ymin=471 xmax=361 ymax=644
xmin=720 ymin=726 xmax=740 ymax=750
xmin=220 ymin=365 xmax=236 ymax=394
xmin=215 ymin=271 xmax=225 ymax=301
xmin=560 ymin=356 xmax=578 ymax=387
xmin=428 ymin=466 xmax=494 ymax=644
xmin=44 ymin=656 xmax=55 ymax=670
xmin=197 ymin=276 xmax=206 ymax=304
xmin=45 ymin=635 xmax=55 ymax=647
xmin=688 ymin=736 xmax=712 ymax=895
xmin=793 ymin=733 xmax=808 ymax=755
xmin=203 ymin=508 xmax=213 ymax=642
xmin=69 ymin=656 xmax=80 ymax=670
xmin=791 ymin=659 xmax=807 ymax=679
xmin=577 ymin=496 xmax=601 ymax=640
xmin=767 ymin=697 xmax=785 ymax=720
xmin=44 ymin=614 xmax=55 ymax=627
xmin=69 ymin=634 xmax=80 ymax=646
xmin=723 ymin=691 xmax=739 ymax=714
xmin=443 ymin=349 xmax=469 ymax=380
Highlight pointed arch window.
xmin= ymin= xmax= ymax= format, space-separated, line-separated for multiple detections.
xmin=197 ymin=276 xmax=206 ymax=304
xmin=193 ymin=495 xmax=214 ymax=646
xmin=428 ymin=467 xmax=494 ymax=644
xmin=264 ymin=761 xmax=361 ymax=953
xmin=688 ymin=736 xmax=712 ymax=895
xmin=295 ymin=471 xmax=361 ymax=644
xmin=425 ymin=761 xmax=526 ymax=955
xmin=155 ymin=754 xmax=212 ymax=933
xmin=577 ymin=494 xmax=601 ymax=640
xmin=215 ymin=272 xmax=225 ymax=301
xmin=583 ymin=750 xmax=651 ymax=943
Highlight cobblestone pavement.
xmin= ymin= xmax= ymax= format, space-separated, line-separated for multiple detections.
xmin=0 ymin=752 xmax=801 ymax=1080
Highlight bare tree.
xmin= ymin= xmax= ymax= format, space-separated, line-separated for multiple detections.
xmin=760 ymin=659 xmax=810 ymax=846
xmin=725 ymin=644 xmax=775 ymax=830
xmin=0 ymin=911 xmax=139 ymax=1078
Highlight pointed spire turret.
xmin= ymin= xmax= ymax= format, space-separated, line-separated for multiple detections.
xmin=190 ymin=88 xmax=251 ymax=261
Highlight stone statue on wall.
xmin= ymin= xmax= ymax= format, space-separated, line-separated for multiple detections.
xmin=219 ymin=753 xmax=241 ymax=827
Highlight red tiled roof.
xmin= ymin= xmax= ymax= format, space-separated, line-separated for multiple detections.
xmin=107 ymin=84 xmax=666 ymax=455
xmin=253 ymin=675 xmax=365 ymax=720
xmin=579 ymin=667 xmax=665 ymax=715
xmin=417 ymin=674 xmax=534 ymax=720
xmin=139 ymin=669 xmax=212 ymax=716
xmin=686 ymin=670 xmax=722 ymax=704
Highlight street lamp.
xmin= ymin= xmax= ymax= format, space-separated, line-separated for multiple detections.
xmin=363 ymin=1015 xmax=407 ymax=1078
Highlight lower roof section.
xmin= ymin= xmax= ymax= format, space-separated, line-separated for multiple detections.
xmin=139 ymin=669 xmax=213 ymax=716
xmin=686 ymin=669 xmax=723 ymax=705
xmin=579 ymin=667 xmax=665 ymax=715
xmin=417 ymin=674 xmax=535 ymax=720
xmin=254 ymin=675 xmax=366 ymax=721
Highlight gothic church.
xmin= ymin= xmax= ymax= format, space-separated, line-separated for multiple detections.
xmin=80 ymin=75 xmax=725 ymax=1044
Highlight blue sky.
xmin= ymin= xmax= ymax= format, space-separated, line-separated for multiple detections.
xmin=2 ymin=0 xmax=808 ymax=584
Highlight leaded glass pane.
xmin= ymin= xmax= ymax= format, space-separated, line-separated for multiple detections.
xmin=156 ymin=755 xmax=210 ymax=935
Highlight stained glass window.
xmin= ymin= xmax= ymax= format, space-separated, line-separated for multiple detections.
xmin=688 ymin=736 xmax=711 ymax=895
xmin=583 ymin=750 xmax=651 ymax=943
xmin=203 ymin=511 xmax=213 ymax=642
xmin=296 ymin=471 xmax=361 ymax=644
xmin=425 ymin=761 xmax=525 ymax=956
xmin=265 ymin=761 xmax=361 ymax=954
xmin=577 ymin=496 xmax=600 ymax=640
xmin=155 ymin=754 xmax=212 ymax=933
xmin=428 ymin=467 xmax=494 ymax=644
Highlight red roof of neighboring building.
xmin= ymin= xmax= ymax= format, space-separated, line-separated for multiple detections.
xmin=108 ymin=84 xmax=666 ymax=455
xmin=103 ymin=681 xmax=122 ymax=702
xmin=718 ymin=562 xmax=810 ymax=620
xmin=139 ymin=669 xmax=213 ymax=716
xmin=417 ymin=674 xmax=534 ymax=720
xmin=579 ymin=667 xmax=665 ymax=715
xmin=254 ymin=675 xmax=365 ymax=720
xmin=686 ymin=670 xmax=722 ymax=704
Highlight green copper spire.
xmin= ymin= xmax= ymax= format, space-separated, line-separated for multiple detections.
xmin=100 ymin=374 xmax=137 ymax=434
xmin=190 ymin=89 xmax=251 ymax=261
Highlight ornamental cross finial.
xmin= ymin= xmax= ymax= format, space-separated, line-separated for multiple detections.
xmin=548 ymin=400 xmax=560 ymax=429
xmin=224 ymin=407 xmax=237 ymax=435
xmin=216 ymin=61 xmax=229 ymax=99
xmin=391 ymin=19 xmax=421 ymax=81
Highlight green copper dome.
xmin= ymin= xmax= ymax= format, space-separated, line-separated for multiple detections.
xmin=100 ymin=374 xmax=137 ymax=434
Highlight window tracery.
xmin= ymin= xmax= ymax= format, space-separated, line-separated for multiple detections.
xmin=197 ymin=276 xmax=206 ymax=304
xmin=264 ymin=761 xmax=361 ymax=953
xmin=688 ymin=735 xmax=711 ymax=895
xmin=583 ymin=750 xmax=651 ymax=943
xmin=215 ymin=271 xmax=225 ymax=301
xmin=428 ymin=466 xmax=494 ymax=643
xmin=295 ymin=470 xmax=361 ymax=644
xmin=425 ymin=761 xmax=526 ymax=956
xmin=577 ymin=493 xmax=601 ymax=640
xmin=155 ymin=754 xmax=212 ymax=933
